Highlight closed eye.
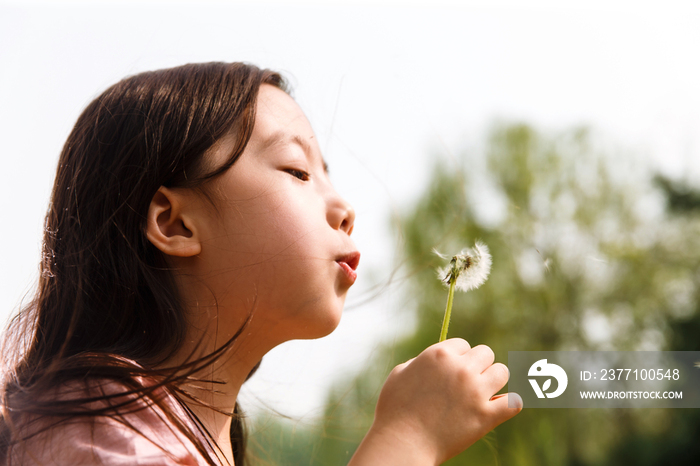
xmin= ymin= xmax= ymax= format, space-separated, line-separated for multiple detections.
xmin=284 ymin=168 xmax=310 ymax=181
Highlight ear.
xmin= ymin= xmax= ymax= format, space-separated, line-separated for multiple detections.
xmin=145 ymin=186 xmax=202 ymax=257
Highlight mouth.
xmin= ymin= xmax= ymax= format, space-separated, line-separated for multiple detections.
xmin=336 ymin=251 xmax=361 ymax=284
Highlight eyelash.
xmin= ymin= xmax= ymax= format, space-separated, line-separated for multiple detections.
xmin=284 ymin=168 xmax=310 ymax=181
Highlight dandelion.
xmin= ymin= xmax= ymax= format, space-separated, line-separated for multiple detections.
xmin=434 ymin=241 xmax=492 ymax=342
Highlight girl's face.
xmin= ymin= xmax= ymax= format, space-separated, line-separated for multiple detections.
xmin=188 ymin=84 xmax=358 ymax=349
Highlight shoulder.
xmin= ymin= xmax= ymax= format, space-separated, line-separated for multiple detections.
xmin=8 ymin=379 xmax=214 ymax=466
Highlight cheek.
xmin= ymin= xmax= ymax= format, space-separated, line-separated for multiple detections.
xmin=253 ymin=195 xmax=325 ymax=256
xmin=205 ymin=185 xmax=342 ymax=334
xmin=252 ymin=234 xmax=346 ymax=338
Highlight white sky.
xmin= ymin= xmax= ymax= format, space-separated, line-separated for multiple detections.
xmin=1 ymin=0 xmax=699 ymax=419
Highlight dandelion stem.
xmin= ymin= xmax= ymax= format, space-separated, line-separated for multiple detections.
xmin=439 ymin=278 xmax=456 ymax=342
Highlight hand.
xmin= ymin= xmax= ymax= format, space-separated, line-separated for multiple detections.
xmin=349 ymin=339 xmax=522 ymax=466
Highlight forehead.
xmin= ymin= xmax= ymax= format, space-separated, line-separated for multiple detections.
xmin=253 ymin=85 xmax=328 ymax=171
xmin=255 ymin=85 xmax=311 ymax=140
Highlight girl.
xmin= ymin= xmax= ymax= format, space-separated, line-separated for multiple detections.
xmin=0 ymin=62 xmax=521 ymax=466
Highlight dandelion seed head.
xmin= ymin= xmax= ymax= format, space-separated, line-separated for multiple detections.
xmin=432 ymin=248 xmax=450 ymax=260
xmin=435 ymin=241 xmax=492 ymax=292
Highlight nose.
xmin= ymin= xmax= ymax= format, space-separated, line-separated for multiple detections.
xmin=328 ymin=193 xmax=355 ymax=236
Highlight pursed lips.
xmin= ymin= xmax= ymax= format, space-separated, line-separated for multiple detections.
xmin=335 ymin=251 xmax=360 ymax=283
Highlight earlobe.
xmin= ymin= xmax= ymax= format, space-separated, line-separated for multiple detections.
xmin=145 ymin=187 xmax=202 ymax=257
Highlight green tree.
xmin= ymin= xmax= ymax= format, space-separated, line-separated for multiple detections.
xmin=249 ymin=123 xmax=700 ymax=465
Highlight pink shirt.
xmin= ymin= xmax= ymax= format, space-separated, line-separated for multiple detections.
xmin=8 ymin=380 xmax=220 ymax=466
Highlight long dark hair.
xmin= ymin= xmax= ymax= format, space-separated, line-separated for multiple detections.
xmin=0 ymin=62 xmax=287 ymax=465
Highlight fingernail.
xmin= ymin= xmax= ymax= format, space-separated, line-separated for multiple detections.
xmin=508 ymin=393 xmax=523 ymax=410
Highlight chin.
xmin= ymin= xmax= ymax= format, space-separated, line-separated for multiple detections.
xmin=305 ymin=314 xmax=343 ymax=340
xmin=295 ymin=301 xmax=345 ymax=340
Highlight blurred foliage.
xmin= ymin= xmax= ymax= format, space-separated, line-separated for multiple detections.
xmin=654 ymin=175 xmax=700 ymax=214
xmin=248 ymin=123 xmax=700 ymax=465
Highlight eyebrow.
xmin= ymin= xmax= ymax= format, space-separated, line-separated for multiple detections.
xmin=260 ymin=131 xmax=329 ymax=174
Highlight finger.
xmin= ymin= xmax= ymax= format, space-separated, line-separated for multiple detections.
xmin=428 ymin=338 xmax=471 ymax=355
xmin=397 ymin=357 xmax=417 ymax=369
xmin=391 ymin=357 xmax=417 ymax=377
xmin=481 ymin=362 xmax=510 ymax=394
xmin=487 ymin=392 xmax=523 ymax=426
xmin=464 ymin=344 xmax=495 ymax=373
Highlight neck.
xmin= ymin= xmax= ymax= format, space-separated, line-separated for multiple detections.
xmin=166 ymin=264 xmax=285 ymax=465
xmin=169 ymin=329 xmax=272 ymax=466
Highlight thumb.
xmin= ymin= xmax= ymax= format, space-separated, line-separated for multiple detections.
xmin=488 ymin=392 xmax=523 ymax=426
